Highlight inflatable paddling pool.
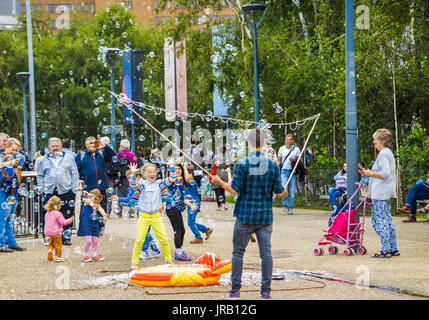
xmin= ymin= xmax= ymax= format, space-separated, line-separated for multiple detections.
xmin=129 ymin=253 xmax=232 ymax=287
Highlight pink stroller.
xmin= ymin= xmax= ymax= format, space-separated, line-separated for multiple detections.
xmin=314 ymin=182 xmax=369 ymax=256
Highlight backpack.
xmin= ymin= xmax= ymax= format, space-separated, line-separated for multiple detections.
xmin=107 ymin=152 xmax=129 ymax=179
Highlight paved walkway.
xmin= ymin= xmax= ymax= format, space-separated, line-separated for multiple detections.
xmin=1 ymin=201 xmax=429 ymax=300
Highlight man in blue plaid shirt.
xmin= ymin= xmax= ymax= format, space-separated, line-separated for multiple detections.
xmin=212 ymin=128 xmax=288 ymax=300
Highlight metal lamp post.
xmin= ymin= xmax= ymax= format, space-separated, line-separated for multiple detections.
xmin=345 ymin=0 xmax=359 ymax=214
xmin=16 ymin=72 xmax=30 ymax=155
xmin=105 ymin=48 xmax=120 ymax=151
xmin=241 ymin=3 xmax=267 ymax=125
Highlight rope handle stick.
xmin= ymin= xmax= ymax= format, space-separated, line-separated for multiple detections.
xmin=111 ymin=91 xmax=212 ymax=177
xmin=284 ymin=113 xmax=320 ymax=188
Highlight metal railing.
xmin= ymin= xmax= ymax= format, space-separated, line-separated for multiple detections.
xmin=13 ymin=171 xmax=44 ymax=238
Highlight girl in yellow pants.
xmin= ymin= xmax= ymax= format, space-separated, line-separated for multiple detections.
xmin=132 ymin=210 xmax=171 ymax=265
xmin=126 ymin=160 xmax=177 ymax=268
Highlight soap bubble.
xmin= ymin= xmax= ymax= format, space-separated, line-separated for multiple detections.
xmin=27 ymin=190 xmax=35 ymax=199
xmin=69 ymin=200 xmax=75 ymax=207
xmin=148 ymin=51 xmax=155 ymax=58
xmin=239 ymin=91 xmax=245 ymax=98
xmin=138 ymin=135 xmax=145 ymax=142
xmin=7 ymin=196 xmax=16 ymax=205
xmin=33 ymin=186 xmax=43 ymax=195
xmin=82 ymin=191 xmax=90 ymax=200
xmin=1 ymin=202 xmax=9 ymax=210
xmin=63 ymin=229 xmax=72 ymax=240
xmin=107 ymin=187 xmax=114 ymax=194
xmin=93 ymin=108 xmax=100 ymax=116
xmin=91 ymin=210 xmax=99 ymax=221
xmin=40 ymin=133 xmax=48 ymax=139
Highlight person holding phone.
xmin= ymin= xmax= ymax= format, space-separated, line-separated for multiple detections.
xmin=75 ymin=136 xmax=116 ymax=213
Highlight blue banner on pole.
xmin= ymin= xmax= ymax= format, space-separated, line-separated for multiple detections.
xmin=122 ymin=49 xmax=143 ymax=125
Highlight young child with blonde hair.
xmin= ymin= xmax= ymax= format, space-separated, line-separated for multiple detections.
xmin=126 ymin=160 xmax=178 ymax=269
xmin=77 ymin=189 xmax=109 ymax=262
xmin=43 ymin=196 xmax=75 ymax=262
xmin=112 ymin=169 xmax=161 ymax=261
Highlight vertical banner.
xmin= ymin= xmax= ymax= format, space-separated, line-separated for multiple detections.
xmin=175 ymin=39 xmax=187 ymax=118
xmin=212 ymin=25 xmax=230 ymax=117
xmin=122 ymin=49 xmax=143 ymax=125
xmin=164 ymin=38 xmax=176 ymax=122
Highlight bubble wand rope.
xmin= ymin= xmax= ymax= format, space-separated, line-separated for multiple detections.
xmin=110 ymin=91 xmax=211 ymax=177
xmin=284 ymin=113 xmax=320 ymax=188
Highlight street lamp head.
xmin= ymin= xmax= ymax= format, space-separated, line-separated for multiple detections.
xmin=105 ymin=48 xmax=121 ymax=66
xmin=241 ymin=3 xmax=267 ymax=28
xmin=241 ymin=4 xmax=267 ymax=13
xmin=16 ymin=72 xmax=30 ymax=86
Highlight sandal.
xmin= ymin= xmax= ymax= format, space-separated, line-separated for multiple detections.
xmin=417 ymin=207 xmax=429 ymax=214
xmin=390 ymin=251 xmax=400 ymax=257
xmin=371 ymin=251 xmax=392 ymax=258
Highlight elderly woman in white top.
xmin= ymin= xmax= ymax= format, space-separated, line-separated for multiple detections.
xmin=360 ymin=129 xmax=399 ymax=258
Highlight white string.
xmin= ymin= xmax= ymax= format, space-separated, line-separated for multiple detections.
xmin=110 ymin=91 xmax=320 ymax=129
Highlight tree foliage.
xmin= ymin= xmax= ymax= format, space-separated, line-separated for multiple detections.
xmin=0 ymin=0 xmax=427 ymax=185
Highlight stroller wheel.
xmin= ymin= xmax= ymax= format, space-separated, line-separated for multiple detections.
xmin=328 ymin=246 xmax=338 ymax=255
xmin=356 ymin=247 xmax=367 ymax=255
xmin=313 ymin=248 xmax=324 ymax=256
xmin=343 ymin=248 xmax=353 ymax=256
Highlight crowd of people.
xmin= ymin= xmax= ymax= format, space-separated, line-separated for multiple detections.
xmin=0 ymin=127 xmax=427 ymax=300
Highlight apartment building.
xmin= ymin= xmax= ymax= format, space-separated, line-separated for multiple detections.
xmin=20 ymin=0 xmax=237 ymax=29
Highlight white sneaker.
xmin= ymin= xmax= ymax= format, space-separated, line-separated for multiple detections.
xmin=148 ymin=251 xmax=161 ymax=259
xmin=282 ymin=208 xmax=288 ymax=215
xmin=139 ymin=251 xmax=149 ymax=261
xmin=288 ymin=209 xmax=293 ymax=215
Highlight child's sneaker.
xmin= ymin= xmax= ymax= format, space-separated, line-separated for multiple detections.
xmin=148 ymin=250 xmax=161 ymax=259
xmin=47 ymin=249 xmax=53 ymax=261
xmin=55 ymin=257 xmax=64 ymax=263
xmin=92 ymin=254 xmax=105 ymax=262
xmin=131 ymin=264 xmax=139 ymax=269
xmin=139 ymin=251 xmax=149 ymax=261
xmin=174 ymin=252 xmax=191 ymax=261
xmin=82 ymin=256 xmax=92 ymax=263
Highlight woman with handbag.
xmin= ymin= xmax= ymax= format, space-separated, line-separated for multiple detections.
xmin=398 ymin=177 xmax=429 ymax=222
xmin=0 ymin=138 xmax=26 ymax=253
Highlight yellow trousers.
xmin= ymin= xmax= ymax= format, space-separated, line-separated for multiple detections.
xmin=132 ymin=211 xmax=172 ymax=265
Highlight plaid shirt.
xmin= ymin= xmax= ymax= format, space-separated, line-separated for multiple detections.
xmin=231 ymin=151 xmax=284 ymax=225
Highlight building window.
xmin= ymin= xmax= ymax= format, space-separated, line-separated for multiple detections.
xmin=160 ymin=16 xmax=166 ymax=25
xmin=90 ymin=3 xmax=95 ymax=13
xmin=128 ymin=1 xmax=133 ymax=9
xmin=37 ymin=4 xmax=43 ymax=11
xmin=154 ymin=1 xmax=158 ymax=9
xmin=84 ymin=3 xmax=89 ymax=12
xmin=154 ymin=16 xmax=159 ymax=25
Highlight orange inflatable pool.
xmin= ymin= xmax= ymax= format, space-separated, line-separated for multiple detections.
xmin=129 ymin=253 xmax=232 ymax=287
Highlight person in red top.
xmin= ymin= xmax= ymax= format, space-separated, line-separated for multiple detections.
xmin=43 ymin=196 xmax=74 ymax=262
